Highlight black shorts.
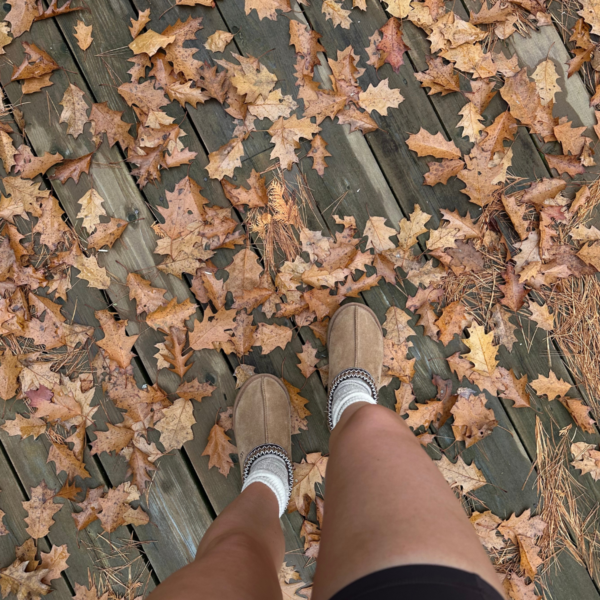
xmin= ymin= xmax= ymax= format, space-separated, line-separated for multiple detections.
xmin=330 ymin=565 xmax=504 ymax=600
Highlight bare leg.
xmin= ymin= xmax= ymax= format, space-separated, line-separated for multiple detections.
xmin=148 ymin=482 xmax=284 ymax=600
xmin=312 ymin=403 xmax=503 ymax=600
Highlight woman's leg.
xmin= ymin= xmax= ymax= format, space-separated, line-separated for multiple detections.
xmin=147 ymin=481 xmax=284 ymax=600
xmin=312 ymin=402 xmax=503 ymax=600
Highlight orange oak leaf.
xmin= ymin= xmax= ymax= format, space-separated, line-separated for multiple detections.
xmin=377 ymin=17 xmax=410 ymax=72
xmin=86 ymin=218 xmax=128 ymax=250
xmin=296 ymin=341 xmax=319 ymax=378
xmin=126 ymin=273 xmax=167 ymax=315
xmin=23 ymin=481 xmax=62 ymax=539
xmin=289 ymin=452 xmax=328 ymax=515
xmin=202 ymin=423 xmax=237 ymax=476
xmin=74 ymin=20 xmax=93 ymax=50
xmin=50 ymin=152 xmax=93 ymax=184
xmin=530 ymin=370 xmax=571 ymax=399
xmin=450 ymin=388 xmax=498 ymax=448
xmin=307 ymin=134 xmax=331 ymax=176
xmin=95 ymin=309 xmax=139 ymax=369
xmin=407 ymin=128 xmax=461 ymax=159
xmin=253 ymin=323 xmax=293 ymax=354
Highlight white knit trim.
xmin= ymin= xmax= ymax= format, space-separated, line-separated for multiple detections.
xmin=241 ymin=454 xmax=289 ymax=517
xmin=331 ymin=378 xmax=376 ymax=429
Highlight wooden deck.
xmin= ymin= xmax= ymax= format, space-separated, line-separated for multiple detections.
xmin=1 ymin=0 xmax=600 ymax=597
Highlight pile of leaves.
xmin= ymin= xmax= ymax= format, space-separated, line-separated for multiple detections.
xmin=1 ymin=0 xmax=600 ymax=597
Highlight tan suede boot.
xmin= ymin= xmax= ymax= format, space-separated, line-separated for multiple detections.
xmin=233 ymin=373 xmax=293 ymax=493
xmin=327 ymin=302 xmax=384 ymax=429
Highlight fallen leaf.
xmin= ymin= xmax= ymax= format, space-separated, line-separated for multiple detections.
xmin=76 ymin=189 xmax=106 ymax=233
xmin=0 ymin=560 xmax=51 ymax=599
xmin=377 ymin=17 xmax=410 ymax=72
xmin=202 ymin=423 xmax=237 ymax=476
xmin=530 ymin=370 xmax=571 ymax=399
xmin=156 ymin=397 xmax=196 ymax=453
xmin=74 ymin=20 xmax=93 ymax=51
xmin=407 ymin=128 xmax=461 ymax=159
xmin=23 ymin=481 xmax=62 ymax=539
xmin=205 ymin=30 xmax=234 ymax=53
xmin=289 ymin=452 xmax=328 ymax=515
xmin=95 ymin=309 xmax=139 ymax=369
xmin=451 ymin=388 xmax=498 ymax=447
xmin=358 ymin=79 xmax=404 ymax=115
xmin=435 ymin=454 xmax=487 ymax=493
xmin=50 ymin=152 xmax=93 ymax=184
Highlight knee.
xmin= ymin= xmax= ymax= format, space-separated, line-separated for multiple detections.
xmin=197 ymin=529 xmax=257 ymax=560
xmin=334 ymin=403 xmax=413 ymax=442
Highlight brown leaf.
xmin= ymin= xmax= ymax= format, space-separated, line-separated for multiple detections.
xmin=499 ymin=263 xmax=527 ymax=311
xmin=86 ymin=218 xmax=128 ymax=250
xmin=206 ymin=137 xmax=245 ymax=180
xmin=571 ymin=442 xmax=600 ymax=481
xmin=560 ymin=397 xmax=596 ymax=433
xmin=451 ymin=389 xmax=498 ymax=447
xmin=89 ymin=102 xmax=134 ymax=149
xmin=377 ymin=17 xmax=410 ymax=72
xmin=470 ymin=511 xmax=505 ymax=551
xmin=268 ymin=116 xmax=321 ymax=170
xmin=189 ymin=306 xmax=236 ymax=351
xmin=383 ymin=338 xmax=415 ymax=383
xmin=0 ymin=352 xmax=21 ymax=400
xmin=498 ymin=510 xmax=546 ymax=579
xmin=176 ymin=378 xmax=216 ymax=402
xmin=394 ymin=381 xmax=415 ymax=415
xmin=202 ymin=423 xmax=237 ymax=476
xmin=146 ymin=297 xmax=196 ymax=332
xmin=498 ymin=368 xmax=530 ymax=408
xmin=253 ymin=323 xmax=293 ymax=354
xmin=95 ymin=309 xmax=138 ymax=369
xmin=435 ymin=454 xmax=487 ymax=493
xmin=126 ymin=273 xmax=167 ymax=315
xmin=155 ymin=397 xmax=196 ymax=453
xmin=436 ymin=300 xmax=470 ymax=345
xmin=23 ymin=481 xmax=62 ymax=539
xmin=50 ymin=152 xmax=93 ymax=184
xmin=424 ymin=159 xmax=464 ymax=186
xmin=415 ymin=55 xmax=460 ymax=96
xmin=321 ymin=0 xmax=352 ymax=28
xmin=296 ymin=341 xmax=319 ymax=378
xmin=462 ymin=324 xmax=498 ymax=376
xmin=527 ymin=302 xmax=554 ymax=331
xmin=91 ymin=424 xmax=134 ymax=456
xmin=11 ymin=43 xmax=59 ymax=81
xmin=76 ymin=189 xmax=105 ymax=233
xmin=306 ymin=134 xmax=331 ymax=176
xmin=129 ymin=8 xmax=151 ymax=38
xmin=545 ymin=153 xmax=585 ymax=176
xmin=205 ymin=30 xmax=234 ymax=53
xmin=13 ymin=146 xmax=63 ymax=179
xmin=0 ymin=560 xmax=51 ymax=599
xmin=358 ymin=79 xmax=404 ymax=116
xmin=221 ymin=169 xmax=268 ymax=209
xmin=284 ymin=379 xmax=311 ymax=434
xmin=491 ymin=304 xmax=518 ymax=351
xmin=530 ymin=370 xmax=571 ymax=399
xmin=5 ymin=0 xmax=38 ymax=38
xmin=407 ymin=128 xmax=461 ymax=159
xmin=289 ymin=453 xmax=328 ymax=515
xmin=74 ymin=20 xmax=93 ymax=50
xmin=500 ymin=68 xmax=556 ymax=142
